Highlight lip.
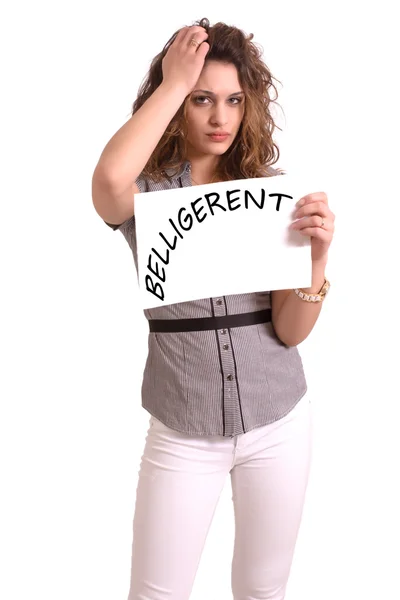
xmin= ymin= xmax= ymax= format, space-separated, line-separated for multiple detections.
xmin=207 ymin=133 xmax=230 ymax=141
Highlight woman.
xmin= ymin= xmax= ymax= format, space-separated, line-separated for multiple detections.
xmin=92 ymin=17 xmax=335 ymax=600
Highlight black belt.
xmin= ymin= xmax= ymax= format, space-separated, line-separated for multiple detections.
xmin=148 ymin=308 xmax=272 ymax=333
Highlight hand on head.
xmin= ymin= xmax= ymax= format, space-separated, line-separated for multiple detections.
xmin=161 ymin=26 xmax=210 ymax=96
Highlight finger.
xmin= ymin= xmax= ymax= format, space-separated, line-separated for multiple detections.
xmin=182 ymin=25 xmax=208 ymax=48
xmin=195 ymin=40 xmax=210 ymax=58
xmin=187 ymin=38 xmax=209 ymax=56
xmin=172 ymin=26 xmax=190 ymax=47
xmin=297 ymin=227 xmax=331 ymax=240
xmin=187 ymin=34 xmax=209 ymax=52
xmin=291 ymin=216 xmax=332 ymax=230
xmin=295 ymin=201 xmax=330 ymax=218
xmin=298 ymin=192 xmax=328 ymax=206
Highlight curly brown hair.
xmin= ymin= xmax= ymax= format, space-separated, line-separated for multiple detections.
xmin=131 ymin=17 xmax=285 ymax=183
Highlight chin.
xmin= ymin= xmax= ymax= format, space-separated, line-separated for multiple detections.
xmin=203 ymin=143 xmax=232 ymax=155
xmin=211 ymin=147 xmax=228 ymax=155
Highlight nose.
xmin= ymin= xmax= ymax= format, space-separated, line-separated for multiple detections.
xmin=210 ymin=101 xmax=229 ymax=127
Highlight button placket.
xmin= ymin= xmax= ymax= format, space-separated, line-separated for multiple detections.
xmin=213 ymin=297 xmax=225 ymax=317
xmin=211 ymin=297 xmax=242 ymax=435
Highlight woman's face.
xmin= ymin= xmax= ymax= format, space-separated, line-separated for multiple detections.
xmin=185 ymin=60 xmax=245 ymax=158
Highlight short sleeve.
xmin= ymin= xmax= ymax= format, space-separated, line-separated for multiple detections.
xmin=103 ymin=174 xmax=147 ymax=231
xmin=104 ymin=221 xmax=127 ymax=231
xmin=266 ymin=165 xmax=286 ymax=177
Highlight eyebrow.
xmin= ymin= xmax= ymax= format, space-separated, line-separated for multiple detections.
xmin=192 ymin=89 xmax=244 ymax=96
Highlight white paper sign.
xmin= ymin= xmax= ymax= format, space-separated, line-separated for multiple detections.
xmin=134 ymin=174 xmax=314 ymax=309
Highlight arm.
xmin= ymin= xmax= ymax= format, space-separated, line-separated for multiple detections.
xmin=93 ymin=81 xmax=189 ymax=194
xmin=91 ymin=82 xmax=193 ymax=226
xmin=271 ymin=258 xmax=327 ymax=347
xmin=92 ymin=27 xmax=209 ymax=225
xmin=92 ymin=25 xmax=209 ymax=196
xmin=271 ymin=189 xmax=335 ymax=346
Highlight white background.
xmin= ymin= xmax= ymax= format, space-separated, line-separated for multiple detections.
xmin=1 ymin=1 xmax=399 ymax=599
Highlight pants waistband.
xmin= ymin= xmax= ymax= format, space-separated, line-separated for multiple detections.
xmin=148 ymin=308 xmax=272 ymax=333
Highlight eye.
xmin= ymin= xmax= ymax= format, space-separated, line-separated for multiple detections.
xmin=194 ymin=96 xmax=210 ymax=104
xmin=229 ymin=97 xmax=243 ymax=105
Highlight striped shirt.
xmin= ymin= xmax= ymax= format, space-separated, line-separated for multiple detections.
xmin=104 ymin=160 xmax=307 ymax=437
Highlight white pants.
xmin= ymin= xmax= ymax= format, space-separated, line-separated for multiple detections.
xmin=127 ymin=394 xmax=313 ymax=600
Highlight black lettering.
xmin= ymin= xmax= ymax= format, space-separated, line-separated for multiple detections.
xmin=226 ymin=189 xmax=241 ymax=211
xmin=159 ymin=231 xmax=178 ymax=250
xmin=169 ymin=217 xmax=184 ymax=239
xmin=268 ymin=193 xmax=293 ymax=211
xmin=151 ymin=247 xmax=170 ymax=265
xmin=145 ymin=275 xmax=164 ymax=301
xmin=191 ymin=198 xmax=207 ymax=223
xmin=177 ymin=207 xmax=193 ymax=231
xmin=147 ymin=254 xmax=166 ymax=282
xmin=205 ymin=192 xmax=226 ymax=216
xmin=244 ymin=188 xmax=266 ymax=209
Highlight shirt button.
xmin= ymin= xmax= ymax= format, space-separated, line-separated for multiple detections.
xmin=223 ymin=343 xmax=229 ymax=350
xmin=227 ymin=374 xmax=233 ymax=381
xmin=220 ymin=329 xmax=227 ymax=335
xmin=216 ymin=299 xmax=222 ymax=305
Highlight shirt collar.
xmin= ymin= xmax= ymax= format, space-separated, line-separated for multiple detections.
xmin=163 ymin=160 xmax=191 ymax=180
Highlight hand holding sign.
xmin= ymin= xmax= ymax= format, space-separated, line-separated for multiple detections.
xmin=290 ymin=192 xmax=335 ymax=263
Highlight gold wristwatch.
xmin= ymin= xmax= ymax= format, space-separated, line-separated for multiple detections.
xmin=294 ymin=278 xmax=330 ymax=303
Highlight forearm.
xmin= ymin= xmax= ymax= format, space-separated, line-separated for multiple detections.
xmin=94 ymin=81 xmax=189 ymax=193
xmin=273 ymin=259 xmax=328 ymax=347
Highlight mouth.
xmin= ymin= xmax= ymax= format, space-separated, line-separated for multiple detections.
xmin=207 ymin=133 xmax=230 ymax=142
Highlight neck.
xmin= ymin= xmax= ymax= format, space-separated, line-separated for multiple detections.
xmin=186 ymin=152 xmax=220 ymax=185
